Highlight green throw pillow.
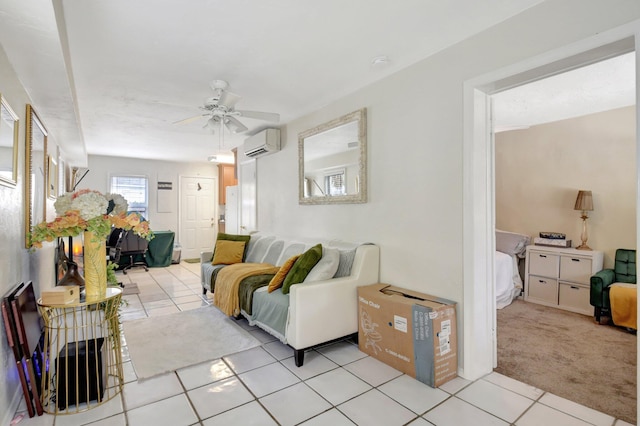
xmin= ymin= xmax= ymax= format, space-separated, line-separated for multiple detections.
xmin=282 ymin=244 xmax=323 ymax=294
xmin=215 ymin=232 xmax=251 ymax=261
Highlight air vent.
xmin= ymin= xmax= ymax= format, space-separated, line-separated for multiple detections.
xmin=243 ymin=128 xmax=280 ymax=158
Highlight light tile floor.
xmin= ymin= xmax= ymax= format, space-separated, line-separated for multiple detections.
xmin=10 ymin=262 xmax=633 ymax=426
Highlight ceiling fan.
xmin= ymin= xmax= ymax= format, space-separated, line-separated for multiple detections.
xmin=174 ymin=80 xmax=280 ymax=135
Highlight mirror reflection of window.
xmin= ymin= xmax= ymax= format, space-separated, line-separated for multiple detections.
xmin=325 ymin=169 xmax=346 ymax=196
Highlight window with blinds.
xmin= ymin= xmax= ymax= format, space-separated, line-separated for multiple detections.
xmin=324 ymin=169 xmax=346 ymax=196
xmin=110 ymin=175 xmax=148 ymax=217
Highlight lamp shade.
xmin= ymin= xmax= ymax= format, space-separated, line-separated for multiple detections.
xmin=574 ymin=190 xmax=593 ymax=211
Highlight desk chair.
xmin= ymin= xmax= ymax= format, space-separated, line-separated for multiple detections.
xmin=118 ymin=230 xmax=149 ymax=274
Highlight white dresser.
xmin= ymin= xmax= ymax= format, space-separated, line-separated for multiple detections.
xmin=524 ymin=245 xmax=603 ymax=315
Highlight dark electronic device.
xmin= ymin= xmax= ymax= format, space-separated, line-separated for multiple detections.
xmin=56 ymin=338 xmax=106 ymax=409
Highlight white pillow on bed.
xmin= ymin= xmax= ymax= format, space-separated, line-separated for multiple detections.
xmin=304 ymin=247 xmax=340 ymax=282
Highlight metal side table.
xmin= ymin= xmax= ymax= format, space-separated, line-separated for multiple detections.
xmin=37 ymin=287 xmax=123 ymax=414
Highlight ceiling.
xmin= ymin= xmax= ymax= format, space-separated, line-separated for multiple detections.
xmin=0 ymin=0 xmax=545 ymax=166
xmin=0 ymin=1 xmax=634 ymax=167
xmin=493 ymin=51 xmax=636 ymax=132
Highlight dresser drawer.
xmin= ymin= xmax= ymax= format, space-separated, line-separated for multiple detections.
xmin=558 ymin=282 xmax=591 ymax=314
xmin=559 ymin=256 xmax=592 ymax=285
xmin=529 ymin=252 xmax=559 ymax=277
xmin=527 ymin=275 xmax=558 ymax=304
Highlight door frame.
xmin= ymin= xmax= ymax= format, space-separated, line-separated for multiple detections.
xmin=239 ymin=158 xmax=257 ymax=234
xmin=462 ymin=22 xmax=640 ymax=380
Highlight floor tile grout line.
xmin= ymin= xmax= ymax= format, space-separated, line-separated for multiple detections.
xmin=174 ymin=369 xmax=206 ymax=426
xmin=33 ymin=262 xmax=631 ymax=425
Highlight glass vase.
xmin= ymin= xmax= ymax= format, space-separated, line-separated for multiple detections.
xmin=83 ymin=230 xmax=107 ymax=298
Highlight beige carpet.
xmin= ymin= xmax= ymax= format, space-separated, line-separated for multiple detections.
xmin=183 ymin=258 xmax=200 ymax=263
xmin=496 ymin=299 xmax=636 ymax=424
xmin=123 ymin=306 xmax=260 ymax=380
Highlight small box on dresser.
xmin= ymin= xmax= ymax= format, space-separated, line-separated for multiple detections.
xmin=524 ymin=245 xmax=603 ymax=315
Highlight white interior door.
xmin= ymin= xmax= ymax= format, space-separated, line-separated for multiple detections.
xmin=239 ymin=159 xmax=257 ymax=234
xmin=179 ymin=176 xmax=217 ymax=259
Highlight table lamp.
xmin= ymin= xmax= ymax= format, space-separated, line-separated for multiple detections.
xmin=574 ymin=190 xmax=593 ymax=250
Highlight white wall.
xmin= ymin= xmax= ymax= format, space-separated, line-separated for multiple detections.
xmin=81 ymin=155 xmax=218 ymax=245
xmin=253 ymin=0 xmax=640 ymax=376
xmin=0 ymin=42 xmax=59 ymax=423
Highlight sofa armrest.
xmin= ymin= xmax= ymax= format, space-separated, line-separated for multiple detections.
xmin=201 ymin=251 xmax=213 ymax=263
xmin=200 ymin=251 xmax=214 ymax=288
xmin=590 ymin=268 xmax=615 ymax=307
xmin=287 ymin=277 xmax=361 ymax=349
xmin=286 ymin=245 xmax=380 ymax=350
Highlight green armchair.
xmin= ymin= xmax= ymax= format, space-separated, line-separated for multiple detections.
xmin=590 ymin=248 xmax=636 ymax=323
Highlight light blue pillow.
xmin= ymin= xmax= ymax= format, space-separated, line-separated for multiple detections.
xmin=334 ymin=248 xmax=356 ymax=278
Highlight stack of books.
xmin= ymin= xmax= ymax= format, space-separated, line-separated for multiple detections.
xmin=534 ymin=232 xmax=571 ymax=248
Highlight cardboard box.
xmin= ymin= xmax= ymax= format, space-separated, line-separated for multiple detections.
xmin=357 ymin=283 xmax=457 ymax=387
xmin=41 ymin=286 xmax=80 ymax=305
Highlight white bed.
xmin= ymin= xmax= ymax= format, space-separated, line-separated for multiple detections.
xmin=495 ymin=229 xmax=530 ymax=309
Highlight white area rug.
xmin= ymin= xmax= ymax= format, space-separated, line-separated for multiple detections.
xmin=123 ymin=306 xmax=260 ymax=380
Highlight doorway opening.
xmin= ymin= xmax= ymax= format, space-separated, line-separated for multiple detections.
xmin=490 ymin=49 xmax=636 ymax=419
xmin=462 ymin=32 xmax=638 ymax=380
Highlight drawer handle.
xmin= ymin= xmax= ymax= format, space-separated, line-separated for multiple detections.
xmin=538 ymin=280 xmax=547 ymax=284
xmin=539 ymin=255 xmax=547 ymax=258
xmin=571 ymin=258 xmax=581 ymax=262
xmin=570 ymin=286 xmax=580 ymax=290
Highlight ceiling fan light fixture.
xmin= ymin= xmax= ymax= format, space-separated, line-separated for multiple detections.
xmin=206 ymin=116 xmax=219 ymax=132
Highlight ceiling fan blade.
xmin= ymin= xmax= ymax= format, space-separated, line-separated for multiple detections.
xmin=236 ymin=110 xmax=280 ymax=122
xmin=225 ymin=115 xmax=249 ymax=134
xmin=173 ymin=114 xmax=206 ymax=125
xmin=219 ymin=91 xmax=242 ymax=109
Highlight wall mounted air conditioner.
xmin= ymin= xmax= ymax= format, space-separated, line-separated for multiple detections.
xmin=244 ymin=128 xmax=280 ymax=158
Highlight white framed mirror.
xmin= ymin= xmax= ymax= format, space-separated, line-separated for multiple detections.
xmin=0 ymin=95 xmax=19 ymax=188
xmin=25 ymin=104 xmax=48 ymax=248
xmin=298 ymin=108 xmax=367 ymax=204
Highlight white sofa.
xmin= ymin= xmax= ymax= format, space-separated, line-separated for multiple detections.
xmin=200 ymin=233 xmax=380 ymax=366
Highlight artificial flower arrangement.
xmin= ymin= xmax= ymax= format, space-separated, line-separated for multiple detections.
xmin=30 ymin=189 xmax=154 ymax=298
xmin=30 ymin=189 xmax=154 ymax=248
